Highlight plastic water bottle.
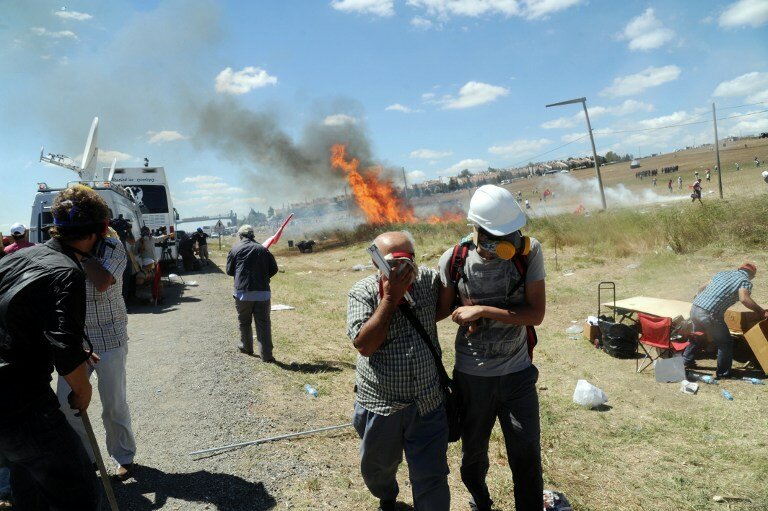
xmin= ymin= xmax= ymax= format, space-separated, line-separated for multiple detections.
xmin=304 ymin=384 xmax=319 ymax=398
xmin=687 ymin=373 xmax=717 ymax=385
xmin=742 ymin=377 xmax=765 ymax=385
xmin=721 ymin=389 xmax=734 ymax=401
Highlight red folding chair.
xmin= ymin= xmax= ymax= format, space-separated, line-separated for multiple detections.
xmin=636 ymin=313 xmax=691 ymax=373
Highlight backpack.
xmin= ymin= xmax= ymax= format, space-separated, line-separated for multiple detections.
xmin=448 ymin=236 xmax=539 ymax=360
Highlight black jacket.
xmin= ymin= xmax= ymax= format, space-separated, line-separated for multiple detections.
xmin=0 ymin=239 xmax=90 ymax=414
xmin=226 ymin=238 xmax=278 ymax=293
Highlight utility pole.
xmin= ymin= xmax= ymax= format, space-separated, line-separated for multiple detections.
xmin=546 ymin=97 xmax=606 ymax=209
xmin=712 ymin=103 xmax=724 ymax=199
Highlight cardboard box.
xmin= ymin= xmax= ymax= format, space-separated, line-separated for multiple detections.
xmin=724 ymin=304 xmax=762 ymax=332
xmin=583 ymin=322 xmax=601 ymax=343
xmin=744 ymin=320 xmax=768 ymax=374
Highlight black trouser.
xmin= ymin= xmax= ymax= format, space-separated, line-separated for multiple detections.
xmin=454 ymin=365 xmax=543 ymax=511
xmin=0 ymin=392 xmax=100 ymax=510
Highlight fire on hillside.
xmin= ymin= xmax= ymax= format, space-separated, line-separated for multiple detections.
xmin=330 ymin=144 xmax=464 ymax=225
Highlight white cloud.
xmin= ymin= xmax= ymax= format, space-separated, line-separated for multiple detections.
xmin=331 ymin=0 xmax=395 ymax=17
xmin=146 ymin=130 xmax=189 ymax=144
xmin=636 ymin=110 xmax=692 ymax=130
xmin=610 ymin=99 xmax=655 ymax=115
xmin=407 ymin=0 xmax=520 ymax=18
xmin=323 ymin=114 xmax=358 ymax=126
xmin=406 ymin=170 xmax=427 ymax=183
xmin=488 ymin=138 xmax=552 ymax=157
xmin=411 ymin=16 xmax=434 ymax=29
xmin=215 ymin=66 xmax=277 ymax=95
xmin=442 ymin=81 xmax=509 ymax=109
xmin=521 ymin=0 xmax=583 ymax=20
xmin=601 ymin=65 xmax=681 ymax=97
xmin=713 ymin=71 xmax=768 ymax=103
xmin=182 ymin=175 xmax=223 ymax=184
xmin=421 ymin=92 xmax=436 ymax=101
xmin=31 ymin=27 xmax=78 ymax=39
xmin=541 ymin=100 xmax=654 ymax=129
xmin=405 ymin=0 xmax=580 ymax=20
xmin=561 ymin=132 xmax=587 ymax=143
xmin=541 ymin=113 xmax=582 ymax=129
xmin=385 ymin=103 xmax=420 ymax=113
xmin=444 ymin=158 xmax=490 ymax=175
xmin=99 ymin=150 xmax=132 ymax=164
xmin=53 ymin=9 xmax=93 ymax=21
xmin=720 ymin=110 xmax=768 ymax=136
xmin=621 ymin=8 xmax=675 ymax=51
xmin=719 ymin=0 xmax=768 ymax=28
xmin=410 ymin=149 xmax=453 ymax=159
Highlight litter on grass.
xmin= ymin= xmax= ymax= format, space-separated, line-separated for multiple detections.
xmin=572 ymin=380 xmax=608 ymax=409
xmin=543 ymin=490 xmax=573 ymax=511
xmin=271 ymin=304 xmax=296 ymax=311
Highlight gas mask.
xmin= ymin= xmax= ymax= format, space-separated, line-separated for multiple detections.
xmin=473 ymin=227 xmax=530 ymax=260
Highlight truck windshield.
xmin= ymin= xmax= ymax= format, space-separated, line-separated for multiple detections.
xmin=125 ymin=185 xmax=169 ymax=214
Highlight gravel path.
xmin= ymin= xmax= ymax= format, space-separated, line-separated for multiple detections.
xmin=86 ymin=261 xmax=296 ymax=510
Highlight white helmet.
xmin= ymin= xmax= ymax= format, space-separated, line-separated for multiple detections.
xmin=762 ymin=170 xmax=768 ymax=183
xmin=467 ymin=185 xmax=526 ymax=236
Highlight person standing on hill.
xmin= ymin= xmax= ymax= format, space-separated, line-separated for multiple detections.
xmin=706 ymin=170 xmax=711 ymax=183
xmin=691 ymin=178 xmax=703 ymax=204
xmin=678 ymin=175 xmax=683 ymax=190
xmin=684 ymin=264 xmax=768 ymax=377
xmin=439 ymin=185 xmax=546 ymax=511
xmin=668 ymin=179 xmax=673 ymax=193
xmin=226 ymin=225 xmax=278 ymax=360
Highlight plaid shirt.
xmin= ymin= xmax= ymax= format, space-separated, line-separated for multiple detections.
xmin=85 ymin=236 xmax=128 ymax=352
xmin=693 ymin=269 xmax=753 ymax=316
xmin=347 ymin=267 xmax=444 ymax=416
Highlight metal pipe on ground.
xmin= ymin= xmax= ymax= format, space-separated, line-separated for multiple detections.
xmin=188 ymin=423 xmax=353 ymax=457
xmin=81 ymin=410 xmax=120 ymax=511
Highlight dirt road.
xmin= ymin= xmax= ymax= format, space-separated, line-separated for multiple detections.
xmin=86 ymin=260 xmax=312 ymax=510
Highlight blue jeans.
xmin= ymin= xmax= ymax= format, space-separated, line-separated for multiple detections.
xmin=0 ymin=391 xmax=100 ymax=510
xmin=454 ymin=365 xmax=543 ymax=511
xmin=684 ymin=305 xmax=734 ymax=376
xmin=353 ymin=402 xmax=450 ymax=510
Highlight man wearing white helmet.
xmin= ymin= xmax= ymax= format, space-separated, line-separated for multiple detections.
xmin=438 ymin=184 xmax=546 ymax=511
xmin=3 ymin=223 xmax=35 ymax=255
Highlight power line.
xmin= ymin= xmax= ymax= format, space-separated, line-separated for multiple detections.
xmin=594 ymin=109 xmax=768 ymax=136
xmin=506 ymin=134 xmax=589 ymax=169
xmin=717 ymin=100 xmax=768 ymax=111
xmin=503 ymin=107 xmax=768 ymax=169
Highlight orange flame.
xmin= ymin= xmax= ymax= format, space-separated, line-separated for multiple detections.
xmin=330 ymin=144 xmax=466 ymax=225
xmin=330 ymin=144 xmax=415 ymax=224
xmin=426 ymin=210 xmax=465 ymax=224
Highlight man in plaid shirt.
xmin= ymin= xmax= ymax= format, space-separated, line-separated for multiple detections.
xmin=684 ymin=263 xmax=767 ymax=377
xmin=347 ymin=231 xmax=454 ymax=511
xmin=56 ymin=227 xmax=137 ymax=480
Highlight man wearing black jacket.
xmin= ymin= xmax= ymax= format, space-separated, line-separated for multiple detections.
xmin=0 ymin=185 xmax=107 ymax=510
xmin=226 ymin=224 xmax=279 ymax=361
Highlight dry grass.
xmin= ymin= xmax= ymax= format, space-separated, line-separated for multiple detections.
xmin=203 ymin=140 xmax=768 ymax=510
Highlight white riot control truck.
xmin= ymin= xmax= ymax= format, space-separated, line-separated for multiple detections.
xmin=108 ymin=166 xmax=179 ymax=261
xmin=32 ymin=117 xmax=144 ymax=244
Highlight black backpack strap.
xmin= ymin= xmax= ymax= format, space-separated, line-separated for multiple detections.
xmin=398 ymin=303 xmax=451 ymax=389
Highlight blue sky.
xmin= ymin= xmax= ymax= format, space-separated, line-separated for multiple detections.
xmin=2 ymin=0 xmax=767 ymax=228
